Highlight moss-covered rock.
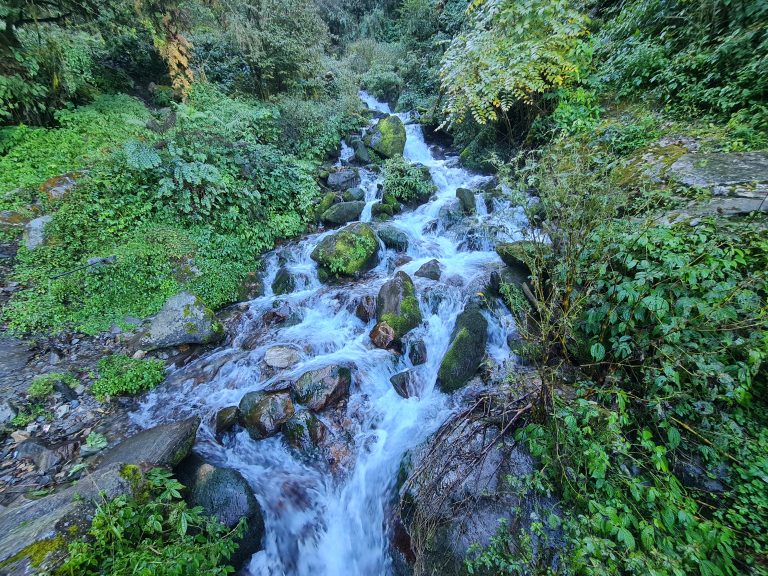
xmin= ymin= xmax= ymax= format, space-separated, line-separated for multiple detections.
xmin=376 ymin=271 xmax=422 ymax=340
xmin=377 ymin=225 xmax=409 ymax=252
xmin=364 ymin=115 xmax=406 ymax=158
xmin=315 ymin=191 xmax=338 ymax=221
xmin=239 ymin=390 xmax=294 ymax=440
xmin=321 ymin=201 xmax=365 ymax=226
xmin=456 ymin=188 xmax=476 ymax=214
xmin=139 ymin=292 xmax=224 ymax=351
xmin=437 ymin=303 xmax=488 ymax=393
xmin=271 ymin=266 xmax=296 ymax=295
xmin=283 ymin=411 xmax=328 ymax=453
xmin=292 ymin=365 xmax=351 ymax=411
xmin=310 ymin=223 xmax=379 ymax=280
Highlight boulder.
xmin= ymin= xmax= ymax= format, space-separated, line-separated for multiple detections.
xmin=352 ymin=295 xmax=377 ymax=323
xmin=456 ymin=188 xmax=476 ymax=214
xmin=353 ymin=140 xmax=371 ymax=164
xmin=214 ymin=406 xmax=239 ymax=438
xmin=376 ymin=271 xmax=422 ymax=340
xmin=414 ymin=259 xmax=441 ymax=281
xmin=438 ymin=198 xmax=463 ymax=229
xmin=176 ymin=454 xmax=265 ymax=569
xmin=310 ymin=223 xmax=379 ymax=280
xmin=495 ymin=241 xmax=545 ymax=275
xmin=292 ymin=365 xmax=351 ymax=412
xmin=283 ymin=411 xmax=328 ymax=453
xmin=668 ymin=152 xmax=768 ymax=194
xmin=370 ymin=321 xmax=397 ymax=350
xmin=321 ymin=201 xmax=365 ymax=225
xmin=272 ymin=267 xmax=296 ymax=295
xmin=407 ymin=338 xmax=428 ymax=366
xmin=139 ymin=292 xmax=224 ymax=351
xmin=437 ymin=303 xmax=488 ymax=393
xmin=327 ymin=168 xmax=360 ymax=191
xmin=377 ymin=225 xmax=409 ymax=252
xmin=239 ymin=390 xmax=294 ymax=440
xmin=364 ymin=115 xmax=406 ymax=158
xmin=371 ymin=201 xmax=396 ymax=220
xmin=23 ymin=215 xmax=52 ymax=250
xmin=264 ymin=346 xmax=301 ymax=369
xmin=390 ymin=369 xmax=415 ymax=398
xmin=97 ymin=416 xmax=200 ymax=469
xmin=343 ymin=187 xmax=365 ymax=201
xmin=40 ymin=173 xmax=77 ymax=202
xmin=315 ymin=191 xmax=338 ymax=221
xmin=0 ymin=463 xmax=132 ymax=574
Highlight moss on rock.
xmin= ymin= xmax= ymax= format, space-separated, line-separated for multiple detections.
xmin=437 ymin=303 xmax=488 ymax=393
xmin=310 ymin=223 xmax=379 ymax=280
xmin=364 ymin=115 xmax=406 ymax=158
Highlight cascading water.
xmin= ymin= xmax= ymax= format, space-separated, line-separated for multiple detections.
xmin=132 ymin=92 xmax=528 ymax=576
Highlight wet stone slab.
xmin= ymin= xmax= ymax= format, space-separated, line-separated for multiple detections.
xmin=669 ymin=152 xmax=768 ymax=196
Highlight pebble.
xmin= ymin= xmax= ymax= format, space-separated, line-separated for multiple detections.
xmin=55 ymin=405 xmax=70 ymax=419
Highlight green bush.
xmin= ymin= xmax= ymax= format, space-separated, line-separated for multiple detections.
xmin=61 ymin=467 xmax=244 ymax=576
xmin=382 ymin=156 xmax=436 ymax=204
xmin=27 ymin=372 xmax=77 ymax=399
xmin=91 ymin=354 xmax=166 ymax=399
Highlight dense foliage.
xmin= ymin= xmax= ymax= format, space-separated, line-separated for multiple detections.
xmin=62 ymin=467 xmax=245 ymax=576
xmin=91 ymin=354 xmax=167 ymax=399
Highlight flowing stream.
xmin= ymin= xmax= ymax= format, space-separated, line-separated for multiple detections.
xmin=133 ymin=93 xmax=527 ymax=575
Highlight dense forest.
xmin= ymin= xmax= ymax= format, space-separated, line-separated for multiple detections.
xmin=0 ymin=0 xmax=766 ymax=575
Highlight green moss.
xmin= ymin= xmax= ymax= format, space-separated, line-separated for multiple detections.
xmin=0 ymin=536 xmax=65 ymax=570
xmin=381 ymin=294 xmax=421 ymax=338
xmin=311 ymin=223 xmax=379 ymax=278
xmin=315 ymin=192 xmax=337 ymax=220
xmin=365 ymin=115 xmax=406 ymax=158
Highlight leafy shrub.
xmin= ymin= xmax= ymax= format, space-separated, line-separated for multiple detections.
xmin=28 ymin=372 xmax=77 ymax=399
xmin=91 ymin=354 xmax=166 ymax=399
xmin=382 ymin=156 xmax=436 ymax=204
xmin=62 ymin=467 xmax=244 ymax=575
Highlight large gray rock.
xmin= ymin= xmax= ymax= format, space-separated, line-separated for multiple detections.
xmin=415 ymin=259 xmax=441 ymax=281
xmin=668 ymin=152 xmax=768 ymax=196
xmin=0 ymin=463 xmax=132 ymax=574
xmin=292 ymin=365 xmax=351 ymax=411
xmin=239 ymin=390 xmax=294 ymax=440
xmin=139 ymin=292 xmax=224 ymax=351
xmin=264 ymin=346 xmax=301 ymax=369
xmin=176 ymin=454 xmax=265 ymax=569
xmin=377 ymin=225 xmax=409 ymax=252
xmin=353 ymin=140 xmax=371 ymax=164
xmin=96 ymin=416 xmax=200 ymax=469
xmin=327 ymin=168 xmax=360 ymax=191
xmin=321 ymin=201 xmax=365 ymax=225
xmin=437 ymin=303 xmax=488 ymax=393
xmin=23 ymin=215 xmax=52 ymax=250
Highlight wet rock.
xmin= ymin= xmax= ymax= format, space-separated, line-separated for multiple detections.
xmin=264 ymin=346 xmax=301 ymax=369
xmin=0 ymin=400 xmax=16 ymax=426
xmin=96 ymin=417 xmax=200 ymax=469
xmin=353 ymin=295 xmax=377 ymax=323
xmin=364 ymin=115 xmax=406 ymax=158
xmin=668 ymin=152 xmax=768 ymax=195
xmin=353 ymin=140 xmax=371 ymax=164
xmin=414 ymin=259 xmax=441 ymax=281
xmin=262 ymin=301 xmax=292 ymax=325
xmin=283 ymin=411 xmax=328 ymax=453
xmin=23 ymin=215 xmax=52 ymax=250
xmin=376 ymin=271 xmax=422 ymax=340
xmin=343 ymin=186 xmax=365 ymax=201
xmin=437 ymin=303 xmax=488 ymax=393
xmin=456 ymin=187 xmax=476 ymax=214
xmin=310 ymin=222 xmax=379 ymax=279
xmin=321 ymin=201 xmax=365 ymax=225
xmin=407 ymin=338 xmax=427 ymax=366
xmin=40 ymin=173 xmax=77 ymax=202
xmin=372 ymin=201 xmax=396 ymax=220
xmin=327 ymin=168 xmax=360 ymax=191
xmin=390 ymin=370 xmax=415 ymax=398
xmin=438 ymin=198 xmax=463 ymax=229
xmin=0 ymin=463 xmax=132 ymax=574
xmin=176 ymin=454 xmax=266 ymax=569
xmin=271 ymin=267 xmax=296 ymax=295
xmin=239 ymin=390 xmax=294 ymax=440
xmin=139 ymin=292 xmax=224 ymax=351
xmin=370 ymin=321 xmax=398 ymax=350
xmin=377 ymin=225 xmax=409 ymax=252
xmin=394 ymin=254 xmax=413 ymax=268
xmin=495 ymin=241 xmax=547 ymax=276
xmin=445 ymin=274 xmax=464 ymax=287
xmin=292 ymin=365 xmax=351 ymax=412
xmin=214 ymin=406 xmax=240 ymax=437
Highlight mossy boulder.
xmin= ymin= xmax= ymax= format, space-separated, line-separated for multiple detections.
xmin=343 ymin=187 xmax=365 ymax=201
xmin=310 ymin=223 xmax=379 ymax=280
xmin=437 ymin=302 xmax=488 ymax=393
xmin=239 ymin=390 xmax=294 ymax=440
xmin=456 ymin=188 xmax=476 ymax=214
xmin=372 ymin=200 xmax=397 ymax=220
xmin=315 ymin=191 xmax=338 ymax=221
xmin=139 ymin=292 xmax=224 ymax=351
xmin=271 ymin=266 xmax=296 ymax=295
xmin=292 ymin=365 xmax=351 ymax=411
xmin=321 ymin=201 xmax=365 ymax=226
xmin=376 ymin=271 xmax=422 ymax=340
xmin=495 ymin=241 xmax=547 ymax=276
xmin=283 ymin=411 xmax=328 ymax=453
xmin=176 ymin=454 xmax=265 ymax=570
xmin=365 ymin=115 xmax=406 ymax=158
xmin=327 ymin=168 xmax=360 ymax=191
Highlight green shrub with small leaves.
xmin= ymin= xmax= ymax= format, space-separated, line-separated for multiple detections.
xmin=382 ymin=156 xmax=436 ymax=205
xmin=91 ymin=354 xmax=166 ymax=399
xmin=61 ymin=467 xmax=244 ymax=576
xmin=27 ymin=372 xmax=77 ymax=399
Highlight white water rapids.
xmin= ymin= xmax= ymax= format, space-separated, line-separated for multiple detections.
xmin=133 ymin=93 xmax=528 ymax=575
